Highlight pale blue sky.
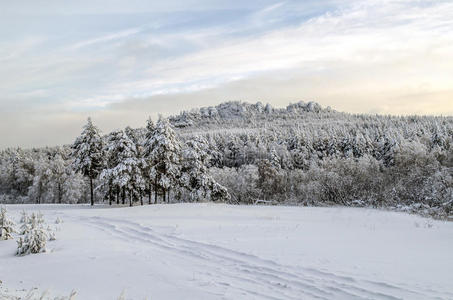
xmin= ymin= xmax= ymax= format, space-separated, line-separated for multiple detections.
xmin=1 ymin=0 xmax=452 ymax=148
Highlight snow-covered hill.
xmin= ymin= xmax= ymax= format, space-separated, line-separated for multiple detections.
xmin=1 ymin=204 xmax=452 ymax=299
xmin=168 ymin=101 xmax=327 ymax=129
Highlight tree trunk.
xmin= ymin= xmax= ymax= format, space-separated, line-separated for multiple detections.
xmin=122 ymin=187 xmax=125 ymax=205
xmin=90 ymin=177 xmax=94 ymax=206
xmin=129 ymin=190 xmax=133 ymax=207
xmin=109 ymin=188 xmax=112 ymax=206
xmin=167 ymin=188 xmax=170 ymax=203
xmin=162 ymin=189 xmax=166 ymax=203
xmin=58 ymin=182 xmax=62 ymax=204
xmin=154 ymin=177 xmax=158 ymax=204
xmin=116 ymin=189 xmax=119 ymax=205
xmin=148 ymin=182 xmax=152 ymax=205
xmin=37 ymin=182 xmax=41 ymax=204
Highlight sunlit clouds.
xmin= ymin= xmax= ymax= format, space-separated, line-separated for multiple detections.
xmin=1 ymin=0 xmax=452 ymax=148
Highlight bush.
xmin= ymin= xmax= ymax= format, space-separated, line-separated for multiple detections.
xmin=16 ymin=212 xmax=49 ymax=256
xmin=0 ymin=206 xmax=15 ymax=240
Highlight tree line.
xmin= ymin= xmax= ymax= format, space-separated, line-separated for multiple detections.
xmin=71 ymin=116 xmax=230 ymax=206
xmin=0 ymin=101 xmax=452 ymax=218
xmin=0 ymin=116 xmax=229 ymax=207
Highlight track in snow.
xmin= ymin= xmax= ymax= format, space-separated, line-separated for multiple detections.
xmin=2 ymin=204 xmax=452 ymax=300
xmin=81 ymin=215 xmax=448 ymax=300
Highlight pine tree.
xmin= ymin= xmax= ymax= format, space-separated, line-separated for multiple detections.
xmin=100 ymin=131 xmax=121 ymax=205
xmin=71 ymin=117 xmax=104 ymax=206
xmin=100 ymin=130 xmax=145 ymax=207
xmin=19 ymin=210 xmax=30 ymax=235
xmin=17 ymin=226 xmax=48 ymax=255
xmin=142 ymin=118 xmax=156 ymax=204
xmin=125 ymin=126 xmax=146 ymax=205
xmin=17 ymin=212 xmax=52 ymax=255
xmin=180 ymin=136 xmax=229 ymax=202
xmin=144 ymin=116 xmax=181 ymax=203
xmin=0 ymin=206 xmax=15 ymax=240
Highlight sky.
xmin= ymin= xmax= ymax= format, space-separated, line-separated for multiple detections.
xmin=1 ymin=0 xmax=453 ymax=148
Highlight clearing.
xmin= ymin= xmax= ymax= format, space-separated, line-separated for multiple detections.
xmin=0 ymin=203 xmax=452 ymax=299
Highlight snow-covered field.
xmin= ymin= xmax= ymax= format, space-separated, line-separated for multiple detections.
xmin=1 ymin=204 xmax=452 ymax=300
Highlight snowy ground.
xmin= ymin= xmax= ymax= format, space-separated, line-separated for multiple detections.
xmin=0 ymin=204 xmax=452 ymax=300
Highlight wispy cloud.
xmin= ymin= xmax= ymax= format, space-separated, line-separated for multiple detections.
xmin=82 ymin=0 xmax=453 ymax=106
xmin=1 ymin=0 xmax=452 ymax=148
xmin=68 ymin=27 xmax=143 ymax=50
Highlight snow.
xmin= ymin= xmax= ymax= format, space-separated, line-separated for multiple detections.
xmin=1 ymin=204 xmax=452 ymax=299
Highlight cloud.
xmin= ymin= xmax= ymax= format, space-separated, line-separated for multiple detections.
xmin=3 ymin=62 xmax=452 ymax=149
xmin=68 ymin=27 xmax=144 ymax=50
xmin=72 ymin=0 xmax=453 ymax=107
xmin=1 ymin=0 xmax=453 ymax=148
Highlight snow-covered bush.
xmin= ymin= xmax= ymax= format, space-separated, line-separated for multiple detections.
xmin=17 ymin=227 xmax=47 ymax=255
xmin=0 ymin=206 xmax=16 ymax=240
xmin=16 ymin=212 xmax=54 ymax=255
xmin=19 ymin=210 xmax=29 ymax=223
xmin=19 ymin=211 xmax=31 ymax=235
xmin=47 ymin=225 xmax=56 ymax=241
xmin=0 ymin=287 xmax=77 ymax=300
xmin=211 ymin=165 xmax=260 ymax=204
xmin=29 ymin=212 xmax=45 ymax=228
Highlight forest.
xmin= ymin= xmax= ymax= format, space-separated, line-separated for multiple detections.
xmin=1 ymin=101 xmax=452 ymax=218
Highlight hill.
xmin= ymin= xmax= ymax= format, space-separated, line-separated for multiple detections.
xmin=1 ymin=101 xmax=452 ymax=218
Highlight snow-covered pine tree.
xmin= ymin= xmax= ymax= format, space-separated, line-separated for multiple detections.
xmin=28 ymin=212 xmax=45 ymax=229
xmin=180 ymin=136 xmax=229 ymax=202
xmin=28 ymin=156 xmax=53 ymax=204
xmin=16 ymin=215 xmax=48 ymax=255
xmin=50 ymin=153 xmax=67 ymax=204
xmin=16 ymin=212 xmax=53 ymax=255
xmin=62 ymin=170 xmax=85 ymax=204
xmin=144 ymin=116 xmax=181 ymax=203
xmin=210 ymin=181 xmax=230 ymax=202
xmin=71 ymin=117 xmax=104 ymax=206
xmin=180 ymin=136 xmax=209 ymax=201
xmin=1 ymin=148 xmax=34 ymax=198
xmin=269 ymin=148 xmax=281 ymax=169
xmin=100 ymin=130 xmax=145 ymax=207
xmin=100 ymin=131 xmax=121 ymax=205
xmin=125 ymin=126 xmax=142 ymax=149
xmin=142 ymin=118 xmax=156 ymax=204
xmin=19 ymin=210 xmax=30 ymax=235
xmin=125 ymin=126 xmax=146 ymax=205
xmin=0 ymin=206 xmax=15 ymax=240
